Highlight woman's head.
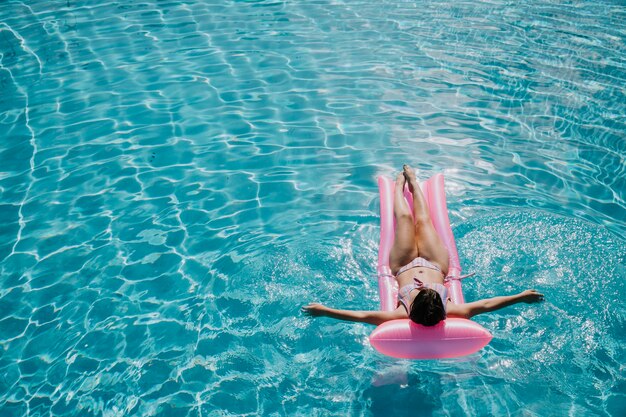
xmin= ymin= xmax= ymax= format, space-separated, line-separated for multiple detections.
xmin=409 ymin=288 xmax=446 ymax=326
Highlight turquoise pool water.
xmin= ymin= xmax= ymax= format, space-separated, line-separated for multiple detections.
xmin=1 ymin=0 xmax=625 ymax=415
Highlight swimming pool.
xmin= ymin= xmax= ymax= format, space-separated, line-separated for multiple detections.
xmin=1 ymin=0 xmax=624 ymax=415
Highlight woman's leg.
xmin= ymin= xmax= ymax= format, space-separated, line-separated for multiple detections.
xmin=403 ymin=165 xmax=450 ymax=274
xmin=389 ymin=172 xmax=418 ymax=275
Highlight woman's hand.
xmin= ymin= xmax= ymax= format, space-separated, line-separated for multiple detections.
xmin=519 ymin=289 xmax=544 ymax=303
xmin=302 ymin=303 xmax=328 ymax=317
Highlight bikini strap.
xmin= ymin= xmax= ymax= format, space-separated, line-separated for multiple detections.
xmin=444 ymin=272 xmax=476 ymax=282
xmin=398 ymin=296 xmax=410 ymax=313
xmin=397 ymin=285 xmax=414 ymax=312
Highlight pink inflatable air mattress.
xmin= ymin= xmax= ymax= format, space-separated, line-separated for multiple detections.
xmin=370 ymin=174 xmax=492 ymax=359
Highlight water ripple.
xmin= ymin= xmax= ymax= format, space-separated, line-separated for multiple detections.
xmin=1 ymin=0 xmax=625 ymax=415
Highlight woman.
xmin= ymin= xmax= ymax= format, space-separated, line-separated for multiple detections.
xmin=303 ymin=165 xmax=543 ymax=326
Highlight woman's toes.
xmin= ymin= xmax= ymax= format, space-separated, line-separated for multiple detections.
xmin=403 ymin=165 xmax=417 ymax=182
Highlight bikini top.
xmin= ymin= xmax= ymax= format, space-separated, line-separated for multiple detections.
xmin=394 ymin=256 xmax=475 ymax=314
xmin=398 ymin=278 xmax=449 ymax=313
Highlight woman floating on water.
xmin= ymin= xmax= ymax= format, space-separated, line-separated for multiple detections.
xmin=303 ymin=165 xmax=543 ymax=326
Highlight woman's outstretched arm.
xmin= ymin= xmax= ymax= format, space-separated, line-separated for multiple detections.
xmin=302 ymin=303 xmax=406 ymax=326
xmin=448 ymin=289 xmax=544 ymax=319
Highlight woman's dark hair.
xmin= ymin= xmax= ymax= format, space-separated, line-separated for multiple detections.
xmin=409 ymin=288 xmax=446 ymax=326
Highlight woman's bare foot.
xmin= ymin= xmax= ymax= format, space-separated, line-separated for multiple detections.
xmin=403 ymin=164 xmax=418 ymax=193
xmin=395 ymin=172 xmax=406 ymax=190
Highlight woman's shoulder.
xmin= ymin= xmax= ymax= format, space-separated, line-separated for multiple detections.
xmin=385 ymin=307 xmax=409 ymax=321
xmin=445 ymin=302 xmax=470 ymax=319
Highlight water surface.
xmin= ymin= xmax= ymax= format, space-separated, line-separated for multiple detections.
xmin=1 ymin=0 xmax=625 ymax=415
